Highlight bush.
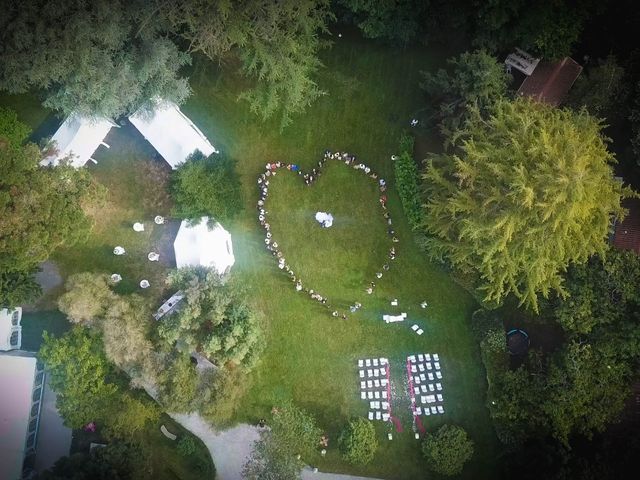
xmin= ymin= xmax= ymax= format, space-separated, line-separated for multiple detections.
xmin=172 ymin=151 xmax=243 ymax=224
xmin=338 ymin=418 xmax=378 ymax=465
xmin=177 ymin=436 xmax=197 ymax=457
xmin=422 ymin=424 xmax=474 ymax=476
xmin=394 ymin=134 xmax=422 ymax=231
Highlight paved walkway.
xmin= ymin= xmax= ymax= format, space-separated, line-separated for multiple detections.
xmin=169 ymin=413 xmax=380 ymax=480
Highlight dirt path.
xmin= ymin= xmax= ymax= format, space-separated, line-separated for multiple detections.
xmin=169 ymin=413 xmax=380 ymax=480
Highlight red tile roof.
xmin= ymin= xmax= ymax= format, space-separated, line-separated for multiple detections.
xmin=517 ymin=57 xmax=583 ymax=106
xmin=613 ymin=199 xmax=640 ymax=254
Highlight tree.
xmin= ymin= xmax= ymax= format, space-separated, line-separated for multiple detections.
xmin=158 ymin=267 xmax=263 ymax=369
xmin=157 ymin=353 xmax=200 ymax=412
xmin=1 ymin=108 xmax=100 ymax=273
xmin=242 ymin=431 xmax=305 ymax=480
xmin=39 ymin=328 xmax=119 ymax=428
xmin=338 ymin=0 xmax=427 ymax=43
xmin=568 ymin=55 xmax=628 ymax=120
xmin=37 ymin=442 xmax=144 ymax=480
xmin=172 ymin=151 xmax=243 ymax=224
xmin=420 ymin=50 xmax=510 ymax=140
xmin=422 ymin=424 xmax=474 ymax=476
xmin=0 ymin=268 xmax=41 ymax=308
xmin=152 ymin=0 xmax=334 ymax=130
xmin=270 ymin=401 xmax=322 ymax=459
xmin=338 ymin=418 xmax=378 ymax=465
xmin=470 ymin=0 xmax=595 ymax=59
xmin=0 ymin=0 xmax=190 ymax=119
xmin=57 ymin=273 xmax=114 ymax=326
xmin=422 ymin=97 xmax=631 ymax=311
xmin=394 ymin=134 xmax=422 ymax=230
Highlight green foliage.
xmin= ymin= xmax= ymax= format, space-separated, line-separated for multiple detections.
xmin=420 ymin=50 xmax=510 ymax=140
xmin=0 ymin=108 xmax=99 ymax=274
xmin=553 ymin=249 xmax=640 ymax=335
xmin=338 ymin=418 xmax=378 ymax=465
xmin=470 ymin=0 xmax=594 ymax=59
xmin=199 ymin=367 xmax=249 ymax=425
xmin=0 ymin=267 xmax=41 ymax=308
xmin=57 ymin=273 xmax=114 ymax=325
xmin=157 ymin=354 xmax=200 ymax=412
xmin=629 ymin=81 xmax=640 ymax=163
xmin=422 ymin=424 xmax=474 ymax=476
xmin=0 ymin=1 xmax=190 ymax=118
xmin=568 ymin=55 xmax=628 ymax=119
xmin=393 ymin=134 xmax=422 ymax=230
xmin=39 ymin=328 xmax=119 ymax=428
xmin=37 ymin=442 xmax=144 ymax=480
xmin=338 ymin=0 xmax=427 ymax=43
xmin=172 ymin=151 xmax=243 ymax=224
xmin=177 ymin=436 xmax=198 ymax=457
xmin=243 ymin=401 xmax=320 ymax=479
xmin=159 ymin=268 xmax=263 ymax=369
xmin=422 ymin=97 xmax=630 ymax=311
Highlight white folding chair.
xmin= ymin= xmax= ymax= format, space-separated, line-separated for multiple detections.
xmin=376 ymin=411 xmax=382 ymax=420
xmin=365 ymin=359 xmax=371 ymax=367
xmin=411 ymin=365 xmax=417 ymax=373
xmin=367 ymin=369 xmax=373 ymax=377
xmin=374 ymin=368 xmax=380 ymax=377
xmin=427 ymin=395 xmax=435 ymax=403
xmin=382 ymin=401 xmax=389 ymax=410
xmin=437 ymin=394 xmax=443 ymax=402
xmin=417 ymin=329 xmax=424 ymax=335
xmin=368 ymin=391 xmax=374 ymax=399
xmin=411 ymin=324 xmax=419 ymax=331
xmin=374 ymin=401 xmax=381 ymax=409
xmin=359 ymin=370 xmax=365 ymax=378
xmin=418 ymin=354 xmax=424 ymax=362
xmin=360 ymin=381 xmax=366 ymax=389
xmin=436 ymin=383 xmax=442 ymax=391
xmin=368 ymin=411 xmax=374 ymax=420
xmin=373 ymin=358 xmax=379 ymax=366
xmin=379 ymin=366 xmax=386 ymax=375
xmin=408 ymin=355 xmax=416 ymax=363
xmin=424 ymin=408 xmax=431 ymax=416
xmin=436 ymin=371 xmax=442 ymax=379
xmin=420 ymin=373 xmax=426 ymax=381
xmin=381 ymin=379 xmax=388 ymax=386
xmin=426 ymin=362 xmax=432 ymax=370
xmin=414 ymin=376 xmax=421 ymax=384
xmin=374 ymin=391 xmax=380 ymax=399
xmin=361 ymin=391 xmax=367 ymax=400
xmin=382 ymin=413 xmax=390 ymax=421
xmin=430 ymin=406 xmax=437 ymax=414
xmin=421 ymin=385 xmax=428 ymax=393
xmin=380 ymin=357 xmax=388 ymax=365
xmin=425 ymin=354 xmax=431 ymax=361
xmin=358 ymin=359 xmax=364 ymax=367
xmin=434 ymin=362 xmax=441 ymax=370
xmin=374 ymin=379 xmax=380 ymax=388
xmin=370 ymin=401 xmax=376 ymax=409
xmin=437 ymin=405 xmax=444 ymax=414
xmin=367 ymin=380 xmax=373 ymax=388
xmin=428 ymin=384 xmax=435 ymax=392
xmin=418 ymin=364 xmax=425 ymax=372
xmin=428 ymin=373 xmax=434 ymax=381
xmin=433 ymin=354 xmax=439 ymax=361
xmin=382 ymin=391 xmax=388 ymax=399
xmin=415 ymin=407 xmax=422 ymax=415
xmin=421 ymin=395 xmax=428 ymax=404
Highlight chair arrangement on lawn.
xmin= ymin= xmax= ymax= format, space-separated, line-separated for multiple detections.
xmin=406 ymin=353 xmax=445 ymax=419
xmin=383 ymin=313 xmax=406 ymax=323
xmin=357 ymin=357 xmax=392 ymax=422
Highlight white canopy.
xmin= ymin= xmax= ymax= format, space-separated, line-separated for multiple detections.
xmin=41 ymin=115 xmax=113 ymax=168
xmin=129 ymin=101 xmax=216 ymax=169
xmin=173 ymin=217 xmax=235 ymax=274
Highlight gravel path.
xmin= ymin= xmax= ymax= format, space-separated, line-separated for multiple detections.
xmin=169 ymin=413 xmax=380 ymax=480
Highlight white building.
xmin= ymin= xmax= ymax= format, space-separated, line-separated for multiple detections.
xmin=0 ymin=353 xmax=45 ymax=480
xmin=173 ymin=217 xmax=235 ymax=275
xmin=129 ymin=101 xmax=217 ymax=169
xmin=0 ymin=308 xmax=22 ymax=351
xmin=40 ymin=115 xmax=114 ymax=168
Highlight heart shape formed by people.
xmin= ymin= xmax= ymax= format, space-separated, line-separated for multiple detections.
xmin=257 ymin=151 xmax=399 ymax=317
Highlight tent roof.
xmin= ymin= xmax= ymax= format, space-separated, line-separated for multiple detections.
xmin=174 ymin=217 xmax=235 ymax=274
xmin=129 ymin=101 xmax=216 ymax=169
xmin=0 ymin=354 xmax=37 ymax=480
xmin=41 ymin=115 xmax=113 ymax=168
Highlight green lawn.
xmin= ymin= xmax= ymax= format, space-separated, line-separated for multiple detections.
xmin=3 ymin=32 xmax=499 ymax=479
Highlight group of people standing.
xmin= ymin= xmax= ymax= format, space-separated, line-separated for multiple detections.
xmin=256 ymin=149 xmax=399 ymax=318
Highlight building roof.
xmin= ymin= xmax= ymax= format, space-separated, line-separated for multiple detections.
xmin=517 ymin=57 xmax=583 ymax=106
xmin=174 ymin=217 xmax=235 ymax=274
xmin=129 ymin=101 xmax=216 ymax=169
xmin=0 ymin=308 xmax=21 ymax=351
xmin=40 ymin=115 xmax=113 ymax=168
xmin=0 ymin=354 xmax=37 ymax=480
xmin=613 ymin=198 xmax=640 ymax=254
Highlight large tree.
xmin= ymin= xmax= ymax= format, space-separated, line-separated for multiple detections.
xmin=0 ymin=0 xmax=190 ymax=119
xmin=422 ymin=424 xmax=474 ymax=476
xmin=420 ymin=50 xmax=510 ymax=140
xmin=172 ymin=151 xmax=243 ymax=224
xmin=158 ymin=267 xmax=263 ymax=369
xmin=422 ymin=98 xmax=631 ymax=311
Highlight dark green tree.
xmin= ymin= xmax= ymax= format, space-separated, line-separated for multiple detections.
xmin=420 ymin=50 xmax=510 ymax=140
xmin=338 ymin=418 xmax=378 ymax=465
xmin=172 ymin=151 xmax=243 ymax=224
xmin=0 ymin=0 xmax=190 ymax=119
xmin=0 ymin=268 xmax=41 ymax=308
xmin=422 ymin=98 xmax=631 ymax=311
xmin=422 ymin=424 xmax=474 ymax=476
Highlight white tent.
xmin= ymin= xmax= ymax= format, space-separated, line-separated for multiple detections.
xmin=173 ymin=217 xmax=235 ymax=274
xmin=129 ymin=101 xmax=216 ymax=169
xmin=40 ymin=115 xmax=114 ymax=168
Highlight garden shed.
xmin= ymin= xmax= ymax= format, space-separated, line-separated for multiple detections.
xmin=173 ymin=217 xmax=235 ymax=275
xmin=129 ymin=101 xmax=217 ymax=169
xmin=40 ymin=115 xmax=114 ymax=168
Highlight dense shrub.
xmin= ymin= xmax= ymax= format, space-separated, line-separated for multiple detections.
xmin=338 ymin=418 xmax=378 ymax=465
xmin=422 ymin=424 xmax=474 ymax=476
xmin=394 ymin=134 xmax=422 ymax=231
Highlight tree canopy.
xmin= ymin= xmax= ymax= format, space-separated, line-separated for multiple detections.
xmin=422 ymin=424 xmax=474 ymax=476
xmin=172 ymin=151 xmax=243 ymax=224
xmin=158 ymin=267 xmax=263 ymax=369
xmin=420 ymin=50 xmax=510 ymax=140
xmin=338 ymin=418 xmax=378 ymax=465
xmin=422 ymin=97 xmax=630 ymax=311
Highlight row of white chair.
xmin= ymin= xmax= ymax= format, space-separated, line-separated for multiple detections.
xmin=360 ymin=379 xmax=389 ymax=389
xmin=361 ymin=390 xmax=388 ymax=400
xmin=416 ymin=405 xmax=444 ymax=416
xmin=413 ymin=372 xmax=441 ymax=384
xmin=357 ymin=357 xmax=388 ymax=367
xmin=368 ymin=411 xmax=390 ymax=421
xmin=408 ymin=353 xmax=439 ymax=363
xmin=369 ymin=400 xmax=390 ymax=410
xmin=413 ymin=383 xmax=442 ymax=395
xmin=359 ymin=366 xmax=387 ymax=378
xmin=419 ymin=394 xmax=444 ymax=404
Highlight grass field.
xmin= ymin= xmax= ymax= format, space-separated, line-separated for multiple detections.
xmin=3 ymin=32 xmax=499 ymax=479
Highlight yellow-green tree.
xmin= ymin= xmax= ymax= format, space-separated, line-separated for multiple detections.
xmin=423 ymin=98 xmax=632 ymax=311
